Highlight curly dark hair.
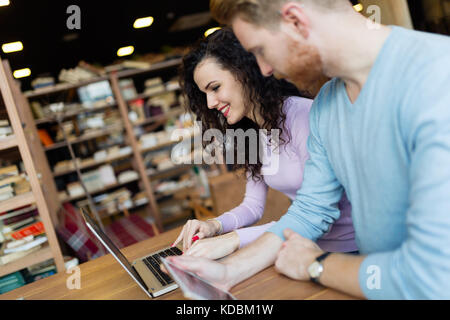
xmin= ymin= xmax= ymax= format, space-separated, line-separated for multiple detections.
xmin=179 ymin=27 xmax=304 ymax=180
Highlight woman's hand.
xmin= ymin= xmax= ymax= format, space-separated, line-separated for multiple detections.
xmin=185 ymin=231 xmax=240 ymax=260
xmin=172 ymin=219 xmax=222 ymax=252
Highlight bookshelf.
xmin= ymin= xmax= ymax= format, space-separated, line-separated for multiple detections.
xmin=11 ymin=57 xmax=224 ymax=235
xmin=0 ymin=192 xmax=35 ymax=213
xmin=0 ymin=58 xmax=65 ymax=278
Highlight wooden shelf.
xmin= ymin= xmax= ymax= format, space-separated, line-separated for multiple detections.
xmin=131 ymin=106 xmax=184 ymax=127
xmin=148 ymin=164 xmax=193 ymax=181
xmin=0 ymin=244 xmax=53 ymax=278
xmin=0 ymin=192 xmax=35 ymax=213
xmin=116 ymin=58 xmax=182 ymax=78
xmin=140 ymin=139 xmax=181 ymax=154
xmin=44 ymin=123 xmax=123 ymax=151
xmin=98 ymin=199 xmax=149 ymax=219
xmin=155 ymin=185 xmax=196 ymax=201
xmin=60 ymin=177 xmax=140 ymax=202
xmin=125 ymin=86 xmax=180 ymax=104
xmin=35 ymin=102 xmax=117 ymax=125
xmin=24 ymin=76 xmax=110 ymax=98
xmin=140 ymin=132 xmax=199 ymax=154
xmin=53 ymin=150 xmax=133 ymax=177
xmin=23 ymin=59 xmax=181 ymax=99
xmin=0 ymin=135 xmax=17 ymax=151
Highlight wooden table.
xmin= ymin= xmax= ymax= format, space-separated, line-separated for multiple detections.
xmin=0 ymin=227 xmax=356 ymax=300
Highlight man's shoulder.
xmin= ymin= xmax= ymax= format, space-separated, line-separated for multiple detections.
xmin=392 ymin=26 xmax=450 ymax=67
xmin=312 ymin=78 xmax=341 ymax=113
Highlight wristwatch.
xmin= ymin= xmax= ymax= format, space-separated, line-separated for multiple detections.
xmin=307 ymin=252 xmax=331 ymax=284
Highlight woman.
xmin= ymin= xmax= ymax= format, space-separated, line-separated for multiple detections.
xmin=172 ymin=28 xmax=357 ymax=258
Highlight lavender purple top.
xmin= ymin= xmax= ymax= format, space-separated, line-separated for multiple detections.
xmin=215 ymin=97 xmax=357 ymax=253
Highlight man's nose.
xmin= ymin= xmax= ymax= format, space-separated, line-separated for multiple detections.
xmin=257 ymin=58 xmax=274 ymax=77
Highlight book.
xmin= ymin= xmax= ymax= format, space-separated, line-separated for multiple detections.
xmin=30 ymin=101 xmax=45 ymax=119
xmin=0 ymin=245 xmax=42 ymax=265
xmin=0 ymin=192 xmax=14 ymax=201
xmin=122 ymin=60 xmax=151 ymax=70
xmin=4 ymin=236 xmax=48 ymax=254
xmin=1 ymin=217 xmax=37 ymax=233
xmin=10 ymin=221 xmax=45 ymax=240
xmin=0 ymin=174 xmax=24 ymax=187
xmin=0 ymin=165 xmax=19 ymax=179
xmin=13 ymin=178 xmax=31 ymax=195
xmin=0 ymin=183 xmax=14 ymax=194
xmin=2 ymin=209 xmax=38 ymax=225
xmin=0 ymin=271 xmax=26 ymax=294
xmin=0 ymin=205 xmax=36 ymax=221
xmin=38 ymin=129 xmax=54 ymax=147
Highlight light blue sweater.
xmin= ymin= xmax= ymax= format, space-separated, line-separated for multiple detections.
xmin=268 ymin=26 xmax=450 ymax=299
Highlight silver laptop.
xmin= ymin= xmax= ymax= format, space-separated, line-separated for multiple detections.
xmin=80 ymin=208 xmax=182 ymax=298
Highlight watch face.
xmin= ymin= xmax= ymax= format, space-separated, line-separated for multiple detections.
xmin=308 ymin=261 xmax=323 ymax=279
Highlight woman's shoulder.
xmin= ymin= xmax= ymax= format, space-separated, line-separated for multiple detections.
xmin=282 ymin=96 xmax=314 ymax=130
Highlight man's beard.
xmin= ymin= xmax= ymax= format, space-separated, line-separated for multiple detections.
xmin=278 ymin=40 xmax=330 ymax=98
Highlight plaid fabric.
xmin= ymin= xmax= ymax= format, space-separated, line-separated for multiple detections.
xmin=57 ymin=203 xmax=157 ymax=261
xmin=57 ymin=203 xmax=106 ymax=262
xmin=105 ymin=214 xmax=156 ymax=249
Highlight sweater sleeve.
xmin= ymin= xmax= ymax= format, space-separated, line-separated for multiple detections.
xmin=359 ymin=62 xmax=450 ymax=299
xmin=235 ymin=222 xmax=276 ymax=248
xmin=215 ymin=174 xmax=269 ymax=234
xmin=267 ymin=92 xmax=343 ymax=241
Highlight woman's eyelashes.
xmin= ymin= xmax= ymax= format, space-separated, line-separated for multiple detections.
xmin=212 ymin=85 xmax=220 ymax=92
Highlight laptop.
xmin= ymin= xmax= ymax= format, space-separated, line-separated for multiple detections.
xmin=80 ymin=208 xmax=183 ymax=298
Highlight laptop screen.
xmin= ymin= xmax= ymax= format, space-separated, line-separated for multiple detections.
xmin=80 ymin=208 xmax=148 ymax=291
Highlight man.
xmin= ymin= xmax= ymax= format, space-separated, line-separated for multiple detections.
xmin=167 ymin=0 xmax=450 ymax=299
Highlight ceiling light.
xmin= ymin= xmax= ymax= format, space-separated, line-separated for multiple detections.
xmin=353 ymin=3 xmax=363 ymax=12
xmin=204 ymin=27 xmax=221 ymax=37
xmin=2 ymin=41 xmax=23 ymax=53
xmin=0 ymin=0 xmax=10 ymax=7
xmin=13 ymin=68 xmax=31 ymax=79
xmin=117 ymin=46 xmax=134 ymax=57
xmin=133 ymin=16 xmax=154 ymax=29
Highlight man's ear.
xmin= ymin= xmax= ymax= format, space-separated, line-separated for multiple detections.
xmin=279 ymin=2 xmax=310 ymax=39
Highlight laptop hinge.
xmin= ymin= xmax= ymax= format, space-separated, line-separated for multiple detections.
xmin=132 ymin=266 xmax=153 ymax=297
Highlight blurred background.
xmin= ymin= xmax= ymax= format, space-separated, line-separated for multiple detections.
xmin=0 ymin=0 xmax=448 ymax=91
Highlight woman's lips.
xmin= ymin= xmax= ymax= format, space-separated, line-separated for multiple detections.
xmin=218 ymin=104 xmax=229 ymax=112
xmin=223 ymin=106 xmax=230 ymax=117
xmin=218 ymin=104 xmax=230 ymax=117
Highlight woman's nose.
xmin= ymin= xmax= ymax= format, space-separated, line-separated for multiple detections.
xmin=207 ymin=94 xmax=219 ymax=109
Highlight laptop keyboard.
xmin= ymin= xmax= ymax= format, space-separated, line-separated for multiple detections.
xmin=143 ymin=247 xmax=182 ymax=286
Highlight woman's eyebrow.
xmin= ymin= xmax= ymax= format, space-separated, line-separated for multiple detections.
xmin=205 ymin=81 xmax=217 ymax=90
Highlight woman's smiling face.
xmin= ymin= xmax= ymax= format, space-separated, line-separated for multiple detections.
xmin=194 ymin=58 xmax=249 ymax=125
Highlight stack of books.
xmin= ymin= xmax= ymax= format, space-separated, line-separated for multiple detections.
xmin=22 ymin=258 xmax=56 ymax=283
xmin=0 ymin=165 xmax=31 ymax=202
xmin=31 ymin=76 xmax=55 ymax=90
xmin=0 ymin=120 xmax=13 ymax=139
xmin=0 ymin=204 xmax=47 ymax=266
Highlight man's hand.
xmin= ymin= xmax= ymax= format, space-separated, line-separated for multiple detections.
xmin=164 ymin=255 xmax=232 ymax=291
xmin=274 ymin=228 xmax=324 ymax=281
